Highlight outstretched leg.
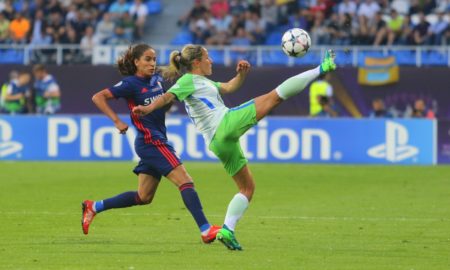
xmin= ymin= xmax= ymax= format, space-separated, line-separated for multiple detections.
xmin=254 ymin=49 xmax=336 ymax=121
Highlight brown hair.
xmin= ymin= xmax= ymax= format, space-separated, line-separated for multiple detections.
xmin=161 ymin=44 xmax=204 ymax=81
xmin=117 ymin=44 xmax=153 ymax=76
xmin=32 ymin=64 xmax=46 ymax=73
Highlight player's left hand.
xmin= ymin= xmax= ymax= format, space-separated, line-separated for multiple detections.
xmin=236 ymin=60 xmax=250 ymax=75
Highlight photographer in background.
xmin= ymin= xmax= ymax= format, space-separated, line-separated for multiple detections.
xmin=309 ymin=73 xmax=337 ymax=117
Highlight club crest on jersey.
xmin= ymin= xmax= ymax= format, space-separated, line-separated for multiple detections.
xmin=141 ymin=87 xmax=148 ymax=93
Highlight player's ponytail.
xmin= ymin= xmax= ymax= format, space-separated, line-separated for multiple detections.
xmin=117 ymin=44 xmax=152 ymax=76
xmin=161 ymin=44 xmax=204 ymax=81
xmin=161 ymin=50 xmax=182 ymax=81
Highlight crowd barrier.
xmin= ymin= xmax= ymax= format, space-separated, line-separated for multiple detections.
xmin=0 ymin=115 xmax=444 ymax=164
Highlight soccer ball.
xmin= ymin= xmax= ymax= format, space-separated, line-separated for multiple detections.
xmin=281 ymin=28 xmax=311 ymax=57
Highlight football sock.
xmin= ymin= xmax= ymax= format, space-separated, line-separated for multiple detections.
xmin=223 ymin=193 xmax=249 ymax=231
xmin=179 ymin=182 xmax=210 ymax=233
xmin=275 ymin=66 xmax=320 ymax=100
xmin=96 ymin=191 xmax=143 ymax=213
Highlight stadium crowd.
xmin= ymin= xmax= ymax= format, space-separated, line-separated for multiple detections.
xmin=178 ymin=0 xmax=450 ymax=46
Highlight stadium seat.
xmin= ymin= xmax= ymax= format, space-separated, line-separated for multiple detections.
xmin=421 ymin=50 xmax=447 ymax=66
xmin=265 ymin=32 xmax=283 ymax=45
xmin=147 ymin=0 xmax=162 ymax=14
xmin=170 ymin=31 xmax=193 ymax=45
xmin=263 ymin=50 xmax=288 ymax=65
xmin=393 ymin=50 xmax=416 ymax=65
xmin=208 ymin=49 xmax=225 ymax=65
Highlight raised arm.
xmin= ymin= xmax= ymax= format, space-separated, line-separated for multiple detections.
xmin=132 ymin=92 xmax=176 ymax=116
xmin=92 ymin=89 xmax=128 ymax=134
xmin=219 ymin=60 xmax=251 ymax=94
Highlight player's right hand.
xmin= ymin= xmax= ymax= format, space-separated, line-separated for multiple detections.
xmin=132 ymin=105 xmax=147 ymax=116
xmin=115 ymin=121 xmax=128 ymax=134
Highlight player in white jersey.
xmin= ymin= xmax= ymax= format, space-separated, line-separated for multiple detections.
xmin=133 ymin=44 xmax=336 ymax=250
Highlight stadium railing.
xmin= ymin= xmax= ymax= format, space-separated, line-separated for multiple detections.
xmin=1 ymin=44 xmax=449 ymax=67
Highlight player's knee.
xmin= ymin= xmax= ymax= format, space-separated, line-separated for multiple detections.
xmin=137 ymin=192 xmax=154 ymax=205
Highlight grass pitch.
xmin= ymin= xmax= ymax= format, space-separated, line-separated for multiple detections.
xmin=1 ymin=162 xmax=449 ymax=270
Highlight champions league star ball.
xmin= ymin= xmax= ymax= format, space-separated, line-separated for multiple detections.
xmin=281 ymin=28 xmax=311 ymax=57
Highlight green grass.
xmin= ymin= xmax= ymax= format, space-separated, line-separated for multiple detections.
xmin=1 ymin=162 xmax=450 ymax=270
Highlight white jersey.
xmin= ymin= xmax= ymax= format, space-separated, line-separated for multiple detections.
xmin=168 ymin=73 xmax=229 ymax=145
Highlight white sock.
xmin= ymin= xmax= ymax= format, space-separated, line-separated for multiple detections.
xmin=275 ymin=66 xmax=321 ymax=100
xmin=223 ymin=193 xmax=249 ymax=231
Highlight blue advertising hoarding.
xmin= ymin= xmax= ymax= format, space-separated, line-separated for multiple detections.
xmin=0 ymin=115 xmax=437 ymax=164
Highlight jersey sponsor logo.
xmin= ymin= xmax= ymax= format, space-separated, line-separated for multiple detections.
xmin=144 ymin=93 xmax=163 ymax=105
xmin=141 ymin=87 xmax=149 ymax=93
xmin=0 ymin=119 xmax=23 ymax=158
xmin=367 ymin=121 xmax=419 ymax=162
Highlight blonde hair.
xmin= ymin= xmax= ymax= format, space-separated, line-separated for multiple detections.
xmin=162 ymin=44 xmax=204 ymax=81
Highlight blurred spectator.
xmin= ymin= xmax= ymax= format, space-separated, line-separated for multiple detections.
xmin=338 ymin=0 xmax=357 ymax=17
xmin=2 ymin=0 xmax=15 ymax=20
xmin=369 ymin=98 xmax=393 ymax=118
xmin=9 ymin=12 xmax=30 ymax=43
xmin=61 ymin=26 xmax=82 ymax=63
xmin=32 ymin=64 xmax=61 ymax=114
xmin=47 ymin=12 xmax=66 ymax=44
xmin=261 ymin=0 xmax=278 ymax=31
xmin=428 ymin=11 xmax=448 ymax=45
xmin=178 ymin=0 xmax=208 ymax=28
xmin=372 ymin=12 xmax=388 ymax=45
xmin=46 ymin=0 xmax=63 ymax=15
xmin=357 ymin=0 xmax=381 ymax=21
xmin=68 ymin=9 xmax=88 ymax=41
xmin=95 ymin=12 xmax=115 ymax=44
xmin=230 ymin=26 xmax=252 ymax=47
xmin=310 ymin=11 xmax=327 ymax=45
xmin=412 ymin=12 xmax=431 ymax=45
xmin=309 ymin=74 xmax=336 ymax=117
xmin=111 ymin=12 xmax=134 ymax=44
xmin=129 ymin=0 xmax=148 ymax=39
xmin=410 ymin=99 xmax=435 ymax=118
xmin=398 ymin=14 xmax=414 ymax=44
xmin=1 ymin=71 xmax=31 ymax=114
xmin=385 ymin=9 xmax=404 ymax=46
xmin=210 ymin=0 xmax=229 ymax=18
xmin=409 ymin=0 xmax=436 ymax=15
xmin=29 ymin=9 xmax=47 ymax=45
xmin=288 ymin=8 xmax=310 ymax=30
xmin=244 ymin=10 xmax=267 ymax=44
xmin=0 ymin=12 xmax=10 ymax=43
xmin=108 ymin=0 xmax=130 ymax=21
xmin=190 ymin=10 xmax=214 ymax=44
xmin=0 ymin=70 xmax=18 ymax=112
xmin=206 ymin=9 xmax=232 ymax=45
xmin=80 ymin=25 xmax=100 ymax=62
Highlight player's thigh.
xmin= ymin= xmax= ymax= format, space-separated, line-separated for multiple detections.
xmin=135 ymin=140 xmax=182 ymax=179
xmin=209 ymin=138 xmax=248 ymax=177
xmin=137 ymin=173 xmax=160 ymax=203
xmin=217 ymin=100 xmax=258 ymax=141
xmin=254 ymin=90 xmax=283 ymax=121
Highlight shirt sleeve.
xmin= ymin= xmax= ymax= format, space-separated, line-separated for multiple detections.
xmin=167 ymin=75 xmax=196 ymax=101
xmin=108 ymin=79 xmax=133 ymax=99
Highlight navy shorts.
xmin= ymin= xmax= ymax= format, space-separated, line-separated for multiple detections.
xmin=133 ymin=139 xmax=181 ymax=180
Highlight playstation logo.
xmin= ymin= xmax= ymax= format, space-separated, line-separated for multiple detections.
xmin=0 ymin=119 xmax=23 ymax=158
xmin=367 ymin=121 xmax=419 ymax=162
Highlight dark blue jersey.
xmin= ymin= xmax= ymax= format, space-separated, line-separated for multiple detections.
xmin=108 ymin=74 xmax=166 ymax=144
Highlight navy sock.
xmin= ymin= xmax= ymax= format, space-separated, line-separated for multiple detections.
xmin=98 ymin=191 xmax=143 ymax=213
xmin=179 ymin=183 xmax=210 ymax=232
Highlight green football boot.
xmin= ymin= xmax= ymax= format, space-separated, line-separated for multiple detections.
xmin=320 ymin=49 xmax=337 ymax=73
xmin=216 ymin=227 xmax=242 ymax=251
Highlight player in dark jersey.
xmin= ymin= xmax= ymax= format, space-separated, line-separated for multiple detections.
xmin=81 ymin=44 xmax=220 ymax=244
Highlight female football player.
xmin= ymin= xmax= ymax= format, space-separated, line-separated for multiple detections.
xmin=82 ymin=44 xmax=220 ymax=244
xmin=133 ymin=44 xmax=336 ymax=250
